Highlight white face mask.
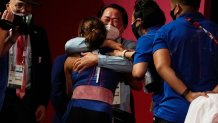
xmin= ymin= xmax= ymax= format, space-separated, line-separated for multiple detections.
xmin=105 ymin=25 xmax=120 ymax=40
xmin=9 ymin=5 xmax=25 ymax=16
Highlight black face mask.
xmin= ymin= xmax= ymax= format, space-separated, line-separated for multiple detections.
xmin=131 ymin=21 xmax=141 ymax=39
xmin=170 ymin=7 xmax=177 ymax=20
xmin=13 ymin=15 xmax=30 ymax=34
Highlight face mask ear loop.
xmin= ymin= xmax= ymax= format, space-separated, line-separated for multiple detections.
xmin=131 ymin=18 xmax=142 ymax=25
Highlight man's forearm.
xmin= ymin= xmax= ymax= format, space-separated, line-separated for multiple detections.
xmin=98 ymin=54 xmax=132 ymax=72
xmin=158 ymin=65 xmax=187 ymax=95
xmin=65 ymin=37 xmax=89 ymax=54
xmin=65 ymin=38 xmax=133 ymax=72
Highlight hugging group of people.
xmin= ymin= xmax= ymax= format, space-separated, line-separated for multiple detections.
xmin=1 ymin=0 xmax=218 ymax=123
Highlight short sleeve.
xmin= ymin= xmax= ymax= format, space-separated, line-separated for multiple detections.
xmin=152 ymin=27 xmax=168 ymax=53
xmin=133 ymin=36 xmax=153 ymax=64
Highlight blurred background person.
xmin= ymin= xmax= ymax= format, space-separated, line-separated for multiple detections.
xmin=109 ymin=0 xmax=166 ymax=122
xmin=0 ymin=0 xmax=51 ymax=123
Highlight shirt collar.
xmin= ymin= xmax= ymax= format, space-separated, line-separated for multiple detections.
xmin=179 ymin=12 xmax=204 ymax=20
xmin=147 ymin=25 xmax=162 ymax=35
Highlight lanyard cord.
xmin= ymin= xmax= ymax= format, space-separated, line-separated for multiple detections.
xmin=185 ymin=17 xmax=218 ymax=47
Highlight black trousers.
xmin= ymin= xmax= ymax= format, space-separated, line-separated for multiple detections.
xmin=112 ymin=108 xmax=135 ymax=123
xmin=154 ymin=117 xmax=176 ymax=123
xmin=66 ymin=107 xmax=111 ymax=123
xmin=0 ymin=89 xmax=36 ymax=123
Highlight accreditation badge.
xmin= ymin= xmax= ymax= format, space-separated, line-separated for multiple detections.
xmin=8 ymin=64 xmax=24 ymax=89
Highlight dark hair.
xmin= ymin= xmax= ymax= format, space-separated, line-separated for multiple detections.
xmin=134 ymin=0 xmax=166 ymax=29
xmin=78 ymin=17 xmax=107 ymax=51
xmin=172 ymin=0 xmax=201 ymax=10
xmin=97 ymin=3 xmax=128 ymax=29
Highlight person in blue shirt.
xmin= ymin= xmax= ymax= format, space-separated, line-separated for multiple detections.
xmin=153 ymin=0 xmax=218 ymax=123
xmin=109 ymin=0 xmax=166 ymax=120
xmin=131 ymin=0 xmax=165 ymax=119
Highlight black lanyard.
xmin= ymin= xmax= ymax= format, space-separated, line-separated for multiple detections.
xmin=185 ymin=17 xmax=218 ymax=47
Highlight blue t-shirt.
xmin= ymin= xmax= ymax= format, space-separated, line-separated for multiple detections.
xmin=133 ymin=26 xmax=163 ymax=115
xmin=153 ymin=12 xmax=218 ymax=123
xmin=134 ymin=26 xmax=160 ymax=64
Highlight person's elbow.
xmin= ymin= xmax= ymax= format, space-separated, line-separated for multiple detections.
xmin=132 ymin=70 xmax=145 ymax=79
xmin=154 ymin=62 xmax=165 ymax=75
xmin=132 ymin=62 xmax=147 ymax=79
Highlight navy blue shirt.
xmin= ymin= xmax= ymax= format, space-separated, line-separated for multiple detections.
xmin=51 ymin=54 xmax=68 ymax=121
xmin=153 ymin=12 xmax=218 ymax=123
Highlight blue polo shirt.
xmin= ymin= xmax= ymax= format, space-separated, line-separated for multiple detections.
xmin=0 ymin=54 xmax=9 ymax=111
xmin=133 ymin=26 xmax=163 ymax=115
xmin=134 ymin=26 xmax=161 ymax=64
xmin=153 ymin=12 xmax=218 ymax=123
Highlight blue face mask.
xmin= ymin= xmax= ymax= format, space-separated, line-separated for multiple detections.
xmin=170 ymin=7 xmax=177 ymax=20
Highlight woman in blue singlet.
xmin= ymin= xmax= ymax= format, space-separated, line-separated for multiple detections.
xmin=63 ymin=17 xmax=124 ymax=123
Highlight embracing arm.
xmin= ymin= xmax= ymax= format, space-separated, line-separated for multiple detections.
xmin=98 ymin=54 xmax=133 ymax=72
xmin=64 ymin=57 xmax=74 ymax=95
xmin=65 ymin=38 xmax=135 ymax=72
xmin=98 ymin=39 xmax=136 ymax=72
xmin=64 ymin=54 xmax=80 ymax=95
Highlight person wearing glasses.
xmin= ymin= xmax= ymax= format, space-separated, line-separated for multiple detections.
xmin=0 ymin=0 xmax=51 ymax=123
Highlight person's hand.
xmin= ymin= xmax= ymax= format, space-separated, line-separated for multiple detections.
xmin=1 ymin=9 xmax=19 ymax=43
xmin=108 ymin=49 xmax=123 ymax=57
xmin=73 ymin=52 xmax=98 ymax=73
xmin=102 ymin=39 xmax=124 ymax=51
xmin=35 ymin=105 xmax=46 ymax=123
xmin=1 ymin=9 xmax=14 ymax=22
xmin=185 ymin=91 xmax=209 ymax=102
